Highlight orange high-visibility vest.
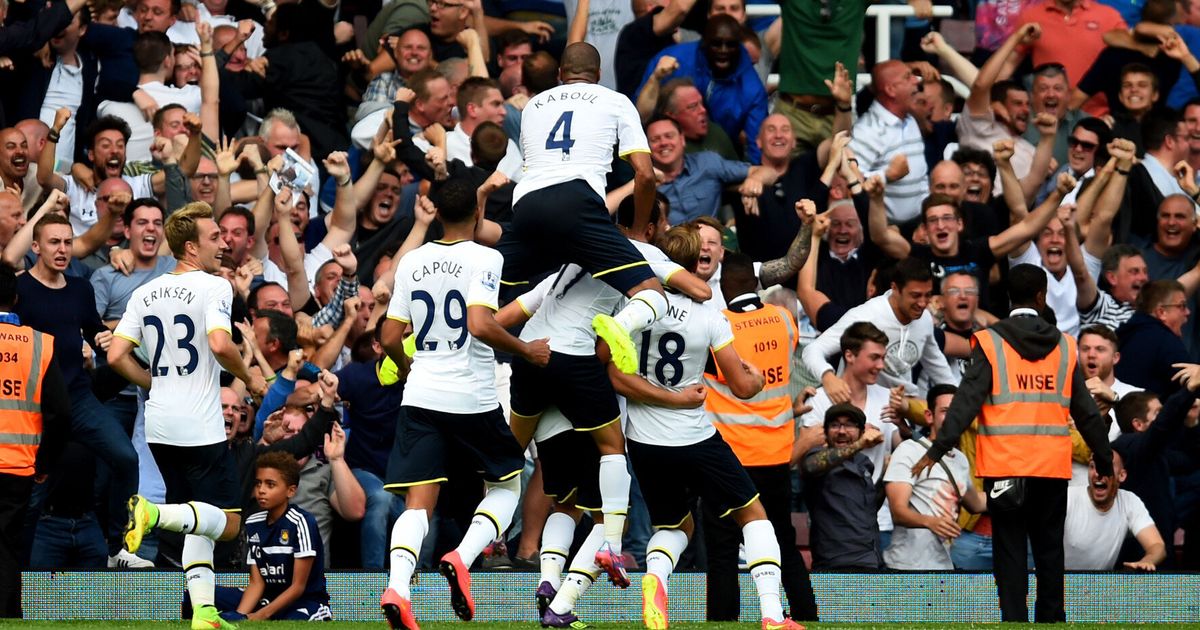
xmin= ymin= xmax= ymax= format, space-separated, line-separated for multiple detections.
xmin=0 ymin=326 xmax=53 ymax=477
xmin=973 ymin=328 xmax=1074 ymax=480
xmin=706 ymin=303 xmax=797 ymax=467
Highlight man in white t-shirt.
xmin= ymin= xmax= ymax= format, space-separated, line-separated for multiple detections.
xmin=801 ymin=320 xmax=902 ymax=542
xmin=110 ymin=202 xmax=267 ymax=627
xmin=1064 ymin=451 xmax=1166 ymax=571
xmin=1008 ymin=205 xmax=1080 ymax=336
xmin=1078 ymin=325 xmax=1143 ymax=442
xmin=884 ymin=384 xmax=987 ymax=570
xmin=39 ymin=109 xmax=200 ymax=235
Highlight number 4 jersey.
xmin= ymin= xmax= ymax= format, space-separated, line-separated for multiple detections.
xmin=625 ymin=291 xmax=735 ymax=447
xmin=115 ymin=270 xmax=233 ymax=447
xmin=387 ymin=240 xmax=503 ymax=414
xmin=513 ymin=82 xmax=649 ymax=206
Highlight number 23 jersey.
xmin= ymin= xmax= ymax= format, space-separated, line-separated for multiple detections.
xmin=626 ymin=291 xmax=735 ymax=447
xmin=115 ymin=270 xmax=233 ymax=447
xmin=387 ymin=240 xmax=503 ymax=414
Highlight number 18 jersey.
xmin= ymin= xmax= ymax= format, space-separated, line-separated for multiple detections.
xmin=114 ymin=270 xmax=233 ymax=447
xmin=513 ymin=82 xmax=649 ymax=205
xmin=387 ymin=240 xmax=504 ymax=414
xmin=625 ymin=291 xmax=735 ymax=447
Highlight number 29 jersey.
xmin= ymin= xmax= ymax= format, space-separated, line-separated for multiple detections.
xmin=513 ymin=82 xmax=649 ymax=205
xmin=625 ymin=291 xmax=735 ymax=447
xmin=387 ymin=241 xmax=504 ymax=414
xmin=114 ymin=270 xmax=233 ymax=447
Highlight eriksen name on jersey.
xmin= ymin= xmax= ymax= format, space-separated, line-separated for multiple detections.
xmin=140 ymin=285 xmax=197 ymax=307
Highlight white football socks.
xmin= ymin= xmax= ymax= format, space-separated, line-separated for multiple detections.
xmin=155 ymin=502 xmax=228 ymax=539
xmin=456 ymin=487 xmax=518 ymax=566
xmin=743 ymin=519 xmax=784 ymax=621
xmin=598 ymin=455 xmax=630 ymax=552
xmin=549 ymin=523 xmax=605 ymax=615
xmin=388 ymin=509 xmax=429 ymax=597
xmin=613 ymin=290 xmax=667 ymax=334
xmin=182 ymin=534 xmax=216 ymax=608
xmin=644 ymin=528 xmax=688 ymax=587
xmin=540 ymin=512 xmax=576 ymax=588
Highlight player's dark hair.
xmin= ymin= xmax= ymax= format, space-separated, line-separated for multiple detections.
xmin=558 ymin=42 xmax=599 ymax=81
xmin=719 ymin=251 xmax=757 ymax=298
xmin=523 ymin=51 xmax=560 ymax=94
xmin=133 ymin=31 xmax=173 ymax=73
xmin=1008 ymin=263 xmax=1048 ymax=307
xmin=926 ymin=383 xmax=957 ymax=410
xmin=840 ymin=321 xmax=888 ymax=356
xmin=86 ymin=115 xmax=132 ymax=150
xmin=470 ymin=122 xmax=509 ymax=171
xmin=615 ymin=192 xmax=666 ymax=229
xmin=1115 ymin=391 xmax=1160 ymax=434
xmin=256 ymin=309 xmax=298 ymax=352
xmin=123 ymin=197 xmax=164 ymax=227
xmin=256 ymin=451 xmax=301 ymax=487
xmin=430 ymin=176 xmax=478 ymax=224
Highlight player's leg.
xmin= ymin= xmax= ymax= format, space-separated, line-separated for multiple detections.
xmin=704 ymin=435 xmax=800 ymax=630
xmin=535 ymin=422 xmax=599 ymax=616
xmin=555 ymin=356 xmax=632 ymax=578
xmin=442 ymin=405 xmax=527 ymax=621
xmin=560 ymin=183 xmax=666 ymax=374
xmin=509 ymin=354 xmax=551 ymax=448
xmin=543 ymin=516 xmax=605 ymax=628
xmin=626 ymin=439 xmax=693 ymax=630
xmin=381 ymin=406 xmax=449 ymax=630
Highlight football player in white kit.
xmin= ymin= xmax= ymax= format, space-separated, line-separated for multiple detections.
xmin=377 ymin=179 xmax=551 ymax=630
xmin=608 ymin=226 xmax=807 ymax=630
xmin=110 ymin=202 xmax=268 ymax=630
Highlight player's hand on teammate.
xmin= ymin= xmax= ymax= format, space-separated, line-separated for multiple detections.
xmin=674 ymin=383 xmax=706 ymax=408
xmin=523 ymin=337 xmax=551 ymax=367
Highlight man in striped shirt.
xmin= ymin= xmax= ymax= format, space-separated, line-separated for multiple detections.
xmin=848 ymin=60 xmax=928 ymax=227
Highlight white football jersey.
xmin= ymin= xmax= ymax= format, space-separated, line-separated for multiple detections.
xmin=625 ymin=292 xmax=734 ymax=447
xmin=518 ymin=240 xmax=683 ymax=355
xmin=388 ymin=240 xmax=503 ymax=414
xmin=513 ymin=82 xmax=649 ymax=204
xmin=114 ymin=270 xmax=233 ymax=447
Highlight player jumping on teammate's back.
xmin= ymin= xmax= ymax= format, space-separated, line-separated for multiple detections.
xmin=110 ymin=202 xmax=268 ymax=630
xmin=604 ymin=227 xmax=805 ymax=630
xmin=377 ymin=179 xmax=551 ymax=630
xmin=499 ymin=42 xmax=668 ymax=378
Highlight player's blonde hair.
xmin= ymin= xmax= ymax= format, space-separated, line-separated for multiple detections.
xmin=165 ymin=201 xmax=214 ymax=259
xmin=658 ymin=225 xmax=701 ymax=273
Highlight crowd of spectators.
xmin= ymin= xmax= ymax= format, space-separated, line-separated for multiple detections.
xmin=3 ymin=0 xmax=1200 ymax=579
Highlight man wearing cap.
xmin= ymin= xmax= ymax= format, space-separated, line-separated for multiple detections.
xmin=801 ymin=403 xmax=884 ymax=570
xmin=912 ymin=263 xmax=1113 ymax=623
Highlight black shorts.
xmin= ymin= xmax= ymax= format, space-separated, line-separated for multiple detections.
xmin=149 ymin=441 xmax=240 ymax=511
xmin=385 ymin=405 xmax=525 ymax=491
xmin=627 ymin=433 xmax=759 ymax=529
xmin=536 ymin=429 xmax=601 ymax=511
xmin=510 ymin=352 xmax=620 ymax=431
xmin=499 ymin=180 xmax=655 ymax=295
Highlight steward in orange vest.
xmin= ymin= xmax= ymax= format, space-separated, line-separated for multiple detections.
xmin=913 ymin=264 xmax=1112 ymax=624
xmin=700 ymin=252 xmax=818 ymax=623
xmin=0 ymin=265 xmax=70 ymax=618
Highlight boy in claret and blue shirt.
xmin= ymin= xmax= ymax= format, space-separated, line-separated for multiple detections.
xmin=187 ymin=452 xmax=332 ymax=622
